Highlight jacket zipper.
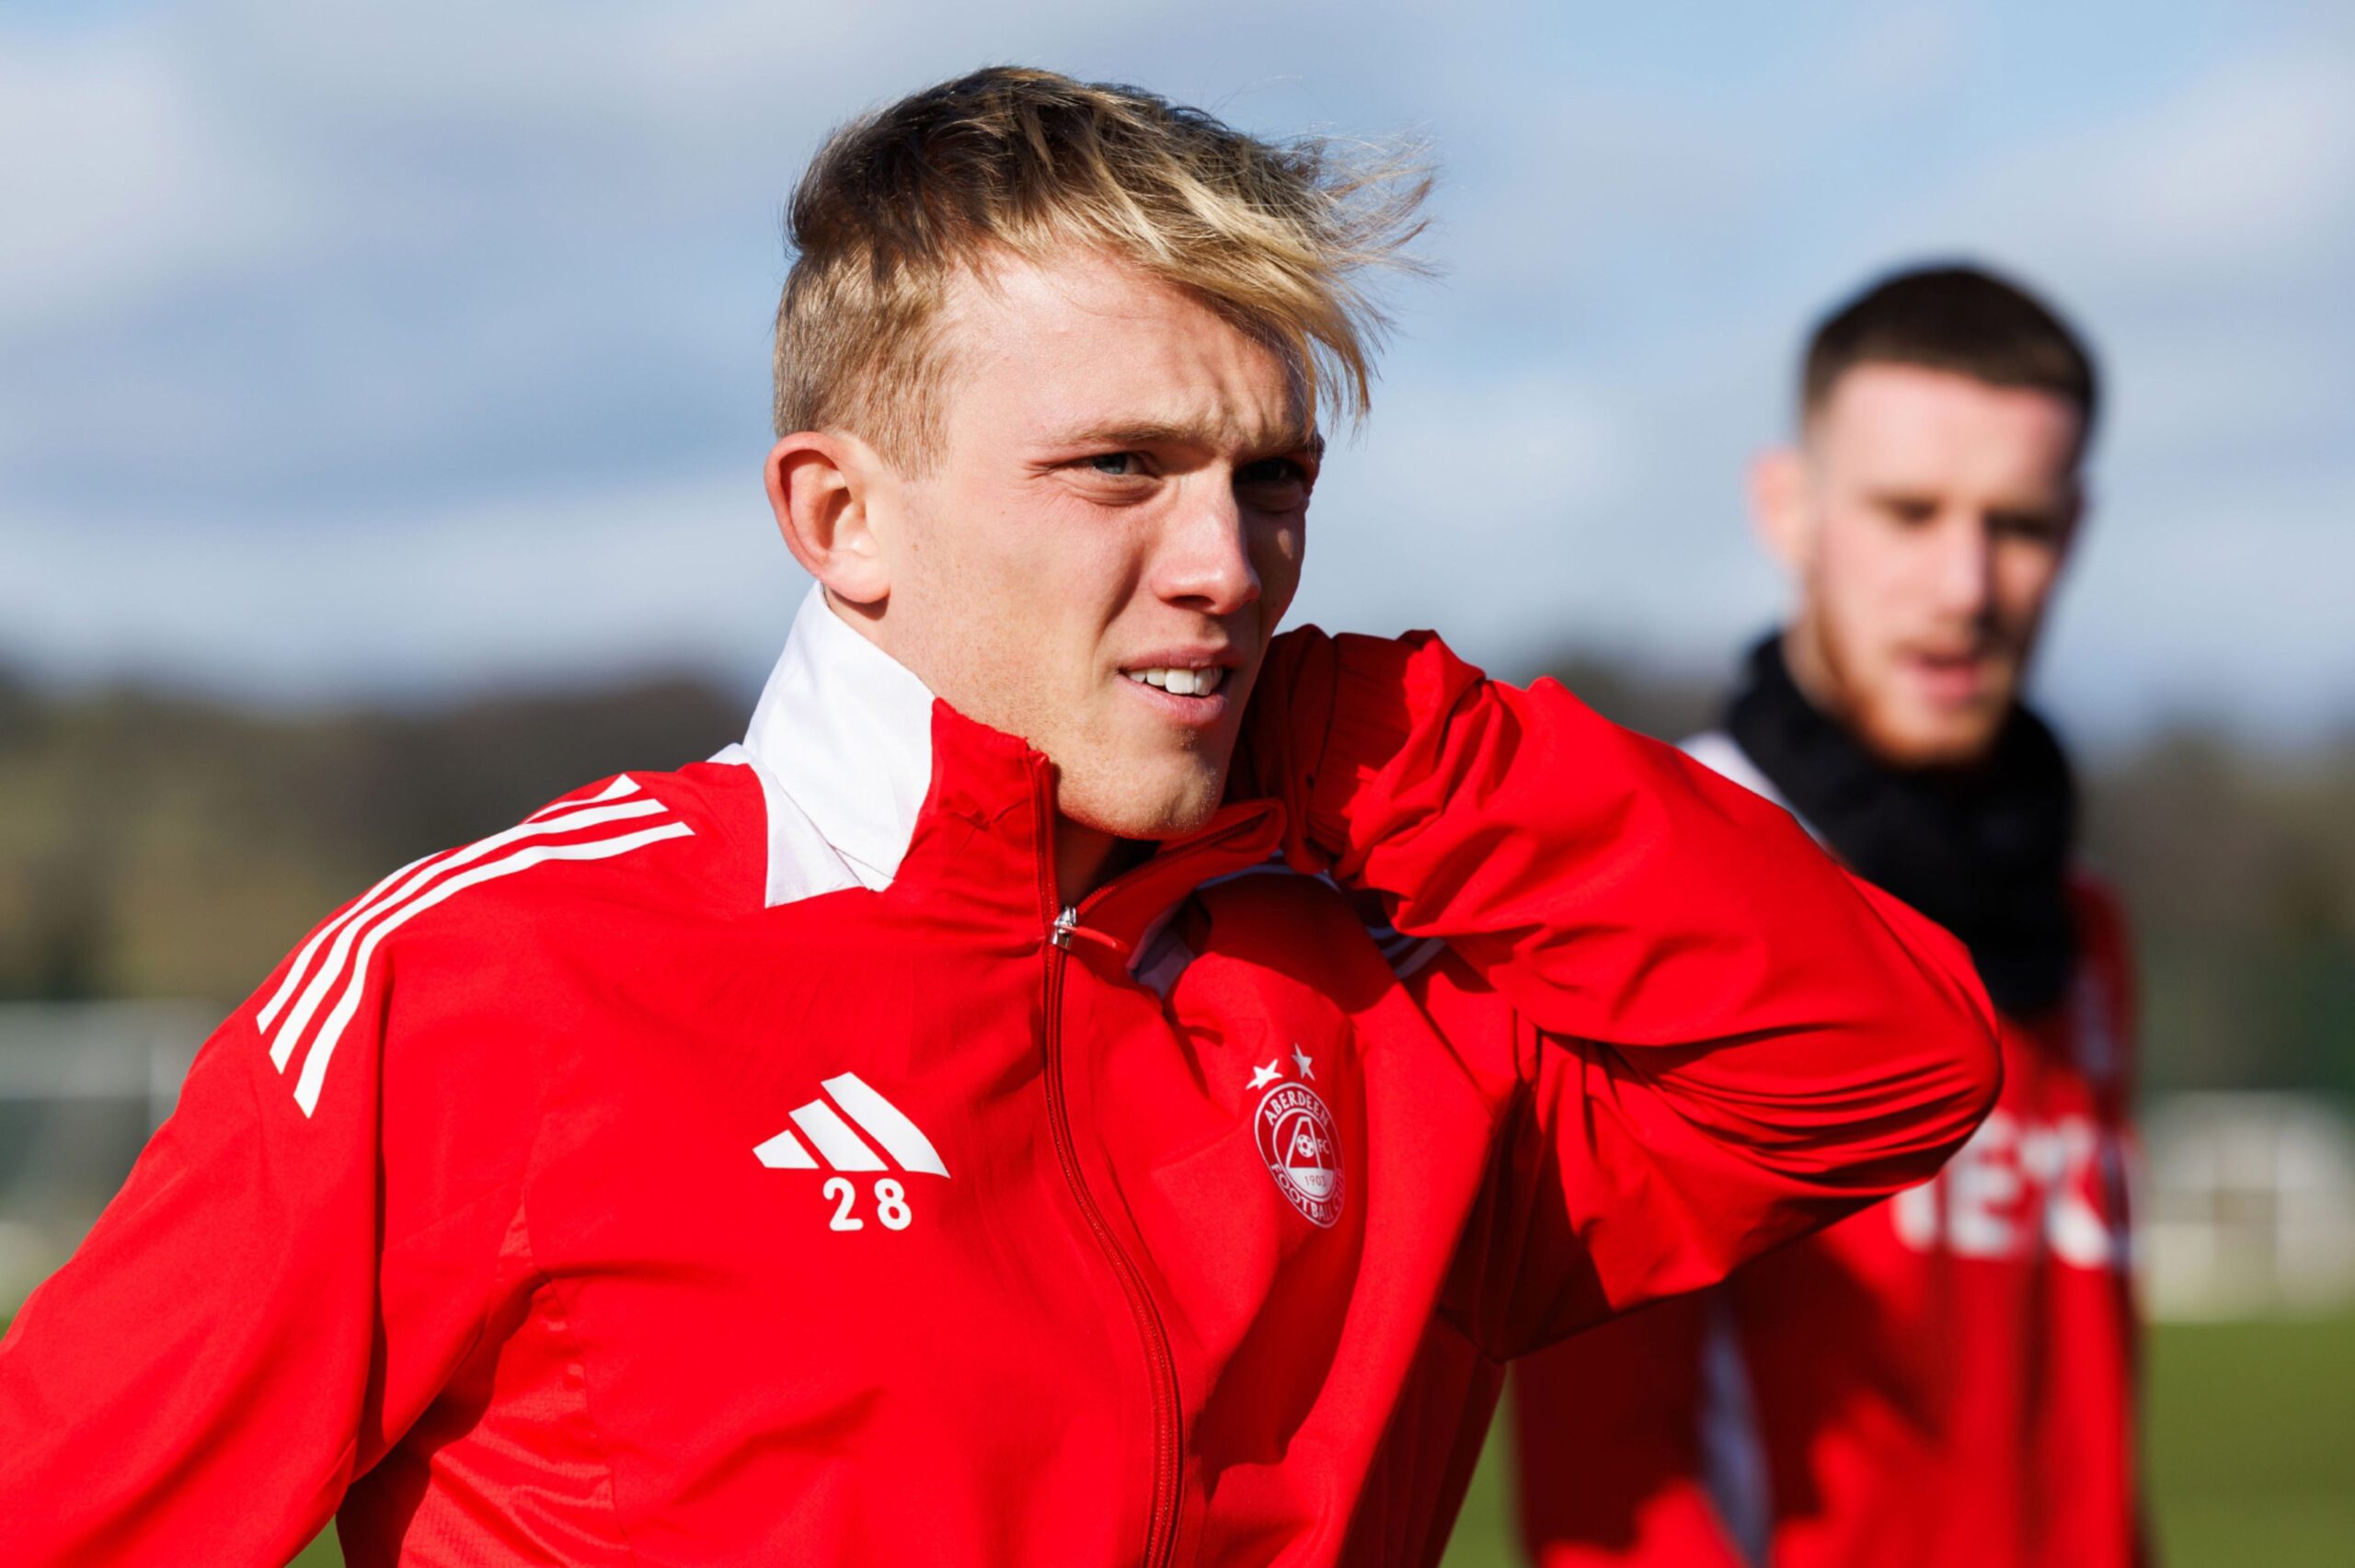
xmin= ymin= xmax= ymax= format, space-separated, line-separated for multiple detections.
xmin=1035 ymin=779 xmax=1183 ymax=1568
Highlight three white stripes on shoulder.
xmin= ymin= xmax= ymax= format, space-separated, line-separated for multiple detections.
xmin=258 ymin=774 xmax=947 ymax=1183
xmin=255 ymin=776 xmax=692 ymax=1116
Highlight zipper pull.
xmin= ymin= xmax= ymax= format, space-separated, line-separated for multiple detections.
xmin=1050 ymin=904 xmax=1081 ymax=950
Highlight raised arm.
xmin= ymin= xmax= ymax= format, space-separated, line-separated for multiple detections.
xmin=1240 ymin=627 xmax=2001 ymax=1332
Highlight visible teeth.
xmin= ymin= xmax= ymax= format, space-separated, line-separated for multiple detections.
xmin=1122 ymin=666 xmax=1225 ymax=697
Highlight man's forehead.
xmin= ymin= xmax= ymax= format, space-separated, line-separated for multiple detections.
xmin=1810 ymin=363 xmax=2083 ymax=481
xmin=939 ymin=252 xmax=1315 ymax=451
xmin=1814 ymin=362 xmax=2084 ymax=444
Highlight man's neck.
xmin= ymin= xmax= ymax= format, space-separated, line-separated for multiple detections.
xmin=806 ymin=594 xmax=1164 ymax=906
xmin=1053 ymin=820 xmax=1153 ymax=910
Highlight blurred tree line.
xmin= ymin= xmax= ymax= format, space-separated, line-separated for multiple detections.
xmin=0 ymin=670 xmax=742 ymax=1006
xmin=2 ymin=658 xmax=2349 ymax=1104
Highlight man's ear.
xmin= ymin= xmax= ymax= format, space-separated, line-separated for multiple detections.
xmin=1747 ymin=444 xmax=1811 ymax=575
xmin=765 ymin=431 xmax=894 ymax=606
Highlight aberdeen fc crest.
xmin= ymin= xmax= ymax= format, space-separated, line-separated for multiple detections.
xmin=1251 ymin=1046 xmax=1343 ymax=1228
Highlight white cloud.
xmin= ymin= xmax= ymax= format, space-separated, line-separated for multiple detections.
xmin=0 ymin=0 xmax=1181 ymax=339
xmin=1890 ymin=40 xmax=2355 ymax=292
xmin=0 ymin=29 xmax=300 ymax=335
xmin=2074 ymin=51 xmax=2355 ymax=281
xmin=1834 ymin=2 xmax=1982 ymax=105
xmin=2 ymin=476 xmax=806 ymax=700
xmin=2041 ymin=469 xmax=2355 ymax=743
xmin=1294 ymin=367 xmax=1643 ymax=657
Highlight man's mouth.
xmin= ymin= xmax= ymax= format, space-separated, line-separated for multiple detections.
xmin=1903 ymin=647 xmax=1999 ymax=705
xmin=1122 ymin=665 xmax=1227 ymax=698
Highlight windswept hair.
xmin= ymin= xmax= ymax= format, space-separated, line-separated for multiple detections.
xmin=775 ymin=67 xmax=1432 ymax=467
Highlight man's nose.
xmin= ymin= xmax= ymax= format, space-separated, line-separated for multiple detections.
xmin=1930 ymin=516 xmax=1997 ymax=621
xmin=1153 ymin=482 xmax=1261 ymax=614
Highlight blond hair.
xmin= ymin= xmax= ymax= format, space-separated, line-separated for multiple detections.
xmin=774 ymin=67 xmax=1430 ymax=467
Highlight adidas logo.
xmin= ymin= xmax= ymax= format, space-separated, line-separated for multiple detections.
xmin=755 ymin=1072 xmax=949 ymax=1177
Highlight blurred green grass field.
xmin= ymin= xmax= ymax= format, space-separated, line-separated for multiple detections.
xmin=1439 ymin=1310 xmax=2355 ymax=1568
xmin=256 ymin=1310 xmax=2355 ymax=1567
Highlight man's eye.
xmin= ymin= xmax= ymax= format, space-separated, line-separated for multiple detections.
xmin=1086 ymin=452 xmax=1143 ymax=476
xmin=1238 ymin=459 xmax=1312 ymax=503
xmin=1991 ymin=511 xmax=2062 ymax=544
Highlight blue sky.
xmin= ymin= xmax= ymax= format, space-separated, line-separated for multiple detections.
xmin=3 ymin=0 xmax=2349 ymax=745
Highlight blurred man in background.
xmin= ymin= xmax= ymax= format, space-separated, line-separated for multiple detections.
xmin=1511 ymin=266 xmax=2143 ymax=1567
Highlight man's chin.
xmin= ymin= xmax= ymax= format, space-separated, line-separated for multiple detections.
xmin=1854 ymin=701 xmax=2007 ymax=770
xmin=1058 ymin=768 xmax=1229 ymax=843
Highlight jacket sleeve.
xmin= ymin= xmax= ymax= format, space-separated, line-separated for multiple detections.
xmin=1239 ymin=627 xmax=2002 ymax=1341
xmin=0 ymin=910 xmax=540 ymax=1564
xmin=1509 ymin=1290 xmax=1750 ymax=1568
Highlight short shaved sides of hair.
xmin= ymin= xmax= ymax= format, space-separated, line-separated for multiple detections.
xmin=773 ymin=66 xmax=1433 ymax=471
xmin=1802 ymin=263 xmax=2099 ymax=442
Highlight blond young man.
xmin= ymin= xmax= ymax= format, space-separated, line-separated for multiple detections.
xmin=0 ymin=74 xmax=1999 ymax=1567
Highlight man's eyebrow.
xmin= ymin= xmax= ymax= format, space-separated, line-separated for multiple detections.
xmin=1045 ymin=419 xmax=1326 ymax=456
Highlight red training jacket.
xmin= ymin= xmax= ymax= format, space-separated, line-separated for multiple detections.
xmin=1512 ymin=729 xmax=2142 ymax=1568
xmin=0 ymin=592 xmax=2000 ymax=1566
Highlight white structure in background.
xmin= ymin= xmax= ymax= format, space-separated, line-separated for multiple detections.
xmin=2142 ymin=1091 xmax=2355 ymax=1320
xmin=0 ymin=1001 xmax=210 ymax=1315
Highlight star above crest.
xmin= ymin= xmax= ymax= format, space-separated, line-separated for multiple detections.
xmin=1249 ymin=1060 xmax=1284 ymax=1091
xmin=1292 ymin=1045 xmax=1315 ymax=1080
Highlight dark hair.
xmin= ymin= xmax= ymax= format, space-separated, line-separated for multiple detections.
xmin=1802 ymin=264 xmax=2097 ymax=438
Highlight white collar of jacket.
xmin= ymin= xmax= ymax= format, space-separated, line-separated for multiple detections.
xmin=718 ymin=582 xmax=939 ymax=905
xmin=714 ymin=583 xmax=1285 ymax=976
